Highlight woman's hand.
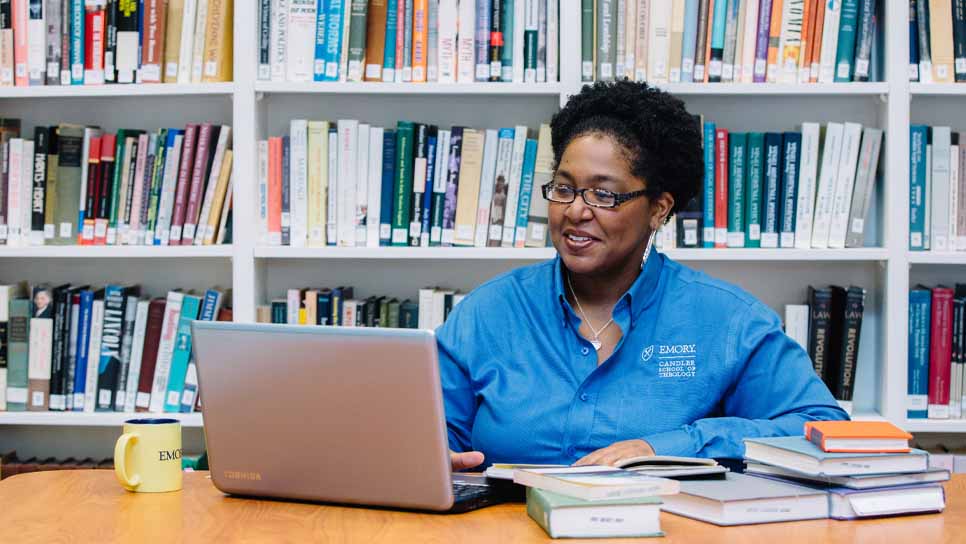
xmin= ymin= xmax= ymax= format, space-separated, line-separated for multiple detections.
xmin=573 ymin=439 xmax=655 ymax=467
xmin=450 ymin=450 xmax=485 ymax=471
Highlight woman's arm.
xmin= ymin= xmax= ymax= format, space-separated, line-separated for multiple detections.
xmin=436 ymin=301 xmax=479 ymax=454
xmin=640 ymin=301 xmax=849 ymax=459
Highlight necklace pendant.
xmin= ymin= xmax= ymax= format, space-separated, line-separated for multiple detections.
xmin=591 ymin=339 xmax=602 ymax=351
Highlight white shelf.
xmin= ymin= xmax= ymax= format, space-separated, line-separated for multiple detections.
xmin=254 ymin=246 xmax=889 ymax=262
xmin=910 ymin=83 xmax=966 ymax=96
xmin=904 ymin=419 xmax=966 ymax=433
xmin=0 ymin=411 xmax=203 ymax=427
xmin=907 ymin=252 xmax=966 ymax=265
xmin=0 ymin=83 xmax=235 ymax=98
xmin=651 ymin=82 xmax=889 ymax=96
xmin=254 ymin=81 xmax=564 ymax=96
xmin=0 ymin=245 xmax=234 ymax=258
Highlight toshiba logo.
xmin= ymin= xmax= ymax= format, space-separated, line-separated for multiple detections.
xmin=224 ymin=471 xmax=262 ymax=481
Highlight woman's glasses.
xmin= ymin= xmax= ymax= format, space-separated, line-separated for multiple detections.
xmin=541 ymin=183 xmax=650 ymax=209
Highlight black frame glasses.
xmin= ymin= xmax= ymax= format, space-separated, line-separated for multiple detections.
xmin=541 ymin=183 xmax=650 ymax=209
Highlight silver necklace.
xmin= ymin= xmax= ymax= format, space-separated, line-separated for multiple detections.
xmin=566 ymin=230 xmax=657 ymax=352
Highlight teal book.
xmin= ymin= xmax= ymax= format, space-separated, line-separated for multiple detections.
xmin=834 ymin=0 xmax=861 ymax=81
xmin=502 ymin=0 xmax=514 ymax=81
xmin=382 ymin=0 xmax=398 ymax=80
xmin=708 ymin=0 xmax=729 ymax=81
xmin=391 ymin=122 xmax=415 ymax=246
xmin=702 ymin=122 xmax=716 ymax=247
xmin=514 ymin=138 xmax=538 ymax=246
xmin=70 ymin=0 xmax=85 ymax=84
xmin=744 ymin=436 xmax=929 ymax=477
xmin=727 ymin=133 xmax=747 ymax=247
xmin=680 ymin=0 xmax=699 ymax=82
xmin=779 ymin=132 xmax=802 ymax=248
xmin=909 ymin=125 xmax=928 ymax=250
xmin=96 ymin=285 xmax=130 ymax=412
xmin=526 ymin=487 xmax=663 ymax=539
xmin=908 ymin=287 xmax=931 ymax=419
xmin=744 ymin=133 xmax=764 ymax=248
xmin=323 ymin=0 xmax=346 ymax=80
xmin=313 ymin=0 xmax=329 ymax=81
xmin=162 ymin=294 xmax=201 ymax=412
xmin=5 ymin=299 xmax=31 ymax=411
xmin=761 ymin=132 xmax=783 ymax=248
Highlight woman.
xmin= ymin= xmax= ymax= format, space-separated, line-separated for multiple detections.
xmin=440 ymin=81 xmax=848 ymax=471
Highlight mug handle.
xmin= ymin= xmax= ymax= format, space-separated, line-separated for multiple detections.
xmin=114 ymin=433 xmax=142 ymax=490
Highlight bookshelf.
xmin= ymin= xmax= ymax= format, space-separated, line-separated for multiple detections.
xmin=4 ymin=0 xmax=966 ymax=460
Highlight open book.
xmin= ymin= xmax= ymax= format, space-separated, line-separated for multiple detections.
xmin=485 ymin=456 xmax=727 ymax=480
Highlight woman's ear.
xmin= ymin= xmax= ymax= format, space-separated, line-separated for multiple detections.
xmin=650 ymin=192 xmax=675 ymax=231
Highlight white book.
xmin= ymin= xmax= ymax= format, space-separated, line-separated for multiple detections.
xmin=811 ymin=123 xmax=844 ymax=249
xmin=290 ymin=119 xmax=309 ymax=247
xmin=730 ymin=0 xmax=747 ymax=82
xmin=154 ymin=133 xmax=184 ymax=245
xmin=827 ymin=122 xmax=863 ymax=249
xmin=437 ymin=0 xmax=458 ymax=83
xmin=624 ymin=0 xmax=638 ymax=79
xmin=307 ymin=122 xmax=328 ymax=247
xmin=616 ymin=0 xmax=626 ymax=78
xmin=83 ymin=299 xmax=104 ymax=412
xmin=270 ymin=0 xmax=289 ymax=81
xmin=63 ymin=294 xmax=80 ymax=409
xmin=475 ymin=129 xmax=499 ymax=248
xmin=27 ymin=318 xmax=53 ymax=410
xmin=456 ymin=0 xmax=475 ymax=83
xmin=285 ymin=0 xmax=317 ymax=82
xmin=844 ymin=128 xmax=882 ymax=248
xmin=6 ymin=138 xmax=23 ymax=247
xmin=925 ymin=143 xmax=932 ymax=250
xmin=355 ymin=123 xmax=370 ymax=246
xmin=337 ymin=119 xmax=358 ymax=247
xmin=931 ymin=127 xmax=953 ymax=252
xmin=776 ymin=0 xmax=803 ymax=84
xmin=412 ymin=131 xmax=429 ymax=243
xmin=817 ymin=0 xmax=841 ymax=83
xmin=950 ymin=143 xmax=959 ymax=250
xmin=501 ymin=126 xmax=528 ymax=247
xmin=148 ymin=291 xmax=184 ymax=413
xmin=123 ymin=300 xmax=150 ymax=413
xmin=647 ymin=1 xmax=671 ymax=84
xmin=417 ymin=287 xmax=435 ymax=330
xmin=513 ymin=0 xmax=525 ymax=82
xmin=431 ymin=289 xmax=452 ymax=329
xmin=214 ymin=174 xmax=232 ymax=244
xmin=116 ymin=17 xmax=139 ymax=83
xmin=19 ymin=139 xmax=32 ymax=247
xmin=189 ymin=0 xmax=209 ymax=82
xmin=77 ymin=128 xmax=101 ymax=243
xmin=523 ymin=0 xmax=538 ymax=82
xmin=634 ymin=0 xmax=650 ymax=81
xmin=958 ymin=142 xmax=966 ymax=250
xmin=257 ymin=140 xmax=270 ymax=245
xmin=794 ymin=122 xmax=821 ymax=249
xmin=338 ymin=0 xmax=351 ymax=82
xmin=194 ymin=126 xmax=232 ymax=245
xmin=429 ymin=130 xmax=451 ymax=245
xmin=326 ymin=129 xmax=338 ymax=244
xmin=547 ymin=0 xmax=558 ymax=82
xmin=366 ymin=126 xmax=383 ymax=248
xmin=784 ymin=304 xmax=809 ymax=351
xmin=176 ymin=0 xmax=198 ymax=83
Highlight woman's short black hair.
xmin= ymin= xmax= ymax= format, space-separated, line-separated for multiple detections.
xmin=550 ymin=80 xmax=703 ymax=217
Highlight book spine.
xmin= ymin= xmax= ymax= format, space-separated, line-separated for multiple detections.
xmin=514 ymin=138 xmax=537 ymax=247
xmin=525 ymin=124 xmax=552 ymax=248
xmin=365 ymin=126 xmax=383 ymax=247
xmin=744 ymin=132 xmax=763 ymax=248
xmin=798 ymin=0 xmax=817 ymax=82
xmin=487 ymin=0 xmax=502 ymax=80
xmin=419 ymin=128 xmax=438 ymax=246
xmin=122 ymin=299 xmax=147 ymax=412
xmin=667 ymin=0 xmax=684 ymax=82
xmin=346 ymin=0 xmax=367 ymax=81
xmin=30 ymin=127 xmax=48 ymax=246
xmin=720 ymin=0 xmax=741 ymax=82
xmin=909 ymin=289 xmax=931 ymax=418
xmin=336 ymin=120 xmax=357 ymax=246
xmin=761 ymin=132 xmax=782 ymax=249
xmin=909 ymin=125 xmax=928 ymax=250
xmin=193 ymin=126 xmax=230 ymax=245
xmin=322 ymin=0 xmax=343 ymax=80
xmin=409 ymin=124 xmax=428 ymax=246
xmin=727 ymin=132 xmax=745 ymax=248
xmin=929 ymin=287 xmax=954 ymax=419
xmin=48 ymin=288 xmax=69 ymax=410
xmin=681 ymin=0 xmax=699 ymax=82
xmin=501 ymin=126 xmax=526 ymax=247
xmin=26 ymin=0 xmax=45 ymax=85
xmin=596 ymin=0 xmax=613 ymax=80
xmin=286 ymin=0 xmax=318 ymax=82
xmin=441 ymin=126 xmax=464 ymax=246
xmin=778 ymin=0 xmax=804 ymax=83
xmin=435 ymin=0 xmax=454 ymax=82
xmin=95 ymin=286 xmax=124 ymax=411
xmin=454 ymin=128 xmax=485 ymax=247
xmin=753 ymin=0 xmax=773 ymax=82
xmin=69 ymin=291 xmax=91 ymax=409
xmin=169 ymin=124 xmax=197 ymax=245
xmin=364 ymin=0 xmax=386 ymax=80
xmin=81 ymin=296 xmax=103 ymax=412
xmin=162 ymin=294 xmax=198 ymax=412
xmin=427 ymin=0 xmax=439 ymax=81
xmin=580 ymin=0 xmax=593 ymax=80
xmin=391 ymin=121 xmax=414 ymax=246
xmin=818 ymin=0 xmax=841 ymax=83
xmin=181 ymin=124 xmax=211 ymax=243
xmin=707 ymin=0 xmax=726 ymax=82
xmin=487 ymin=128 xmax=513 ymax=247
xmin=807 ymin=287 xmax=833 ymax=384
xmin=694 ymin=0 xmax=711 ymax=81
xmin=931 ymin=126 xmax=952 ymax=251
xmin=845 ymin=128 xmax=883 ymax=248
xmin=133 ymin=297 xmax=163 ymax=410
xmin=832 ymin=0 xmax=859 ymax=81
xmin=649 ymin=0 xmax=672 ymax=82
xmin=714 ymin=128 xmax=728 ymax=247
xmin=257 ymin=0 xmax=271 ymax=79
xmin=910 ymin=0 xmax=920 ymax=81
xmin=399 ymin=0 xmax=411 ymax=81
xmin=779 ymin=132 xmax=801 ymax=248
xmin=281 ymin=136 xmax=291 ymax=245
xmin=474 ymin=0 xmax=490 ymax=81
xmin=930 ymin=0 xmax=955 ymax=82
xmin=835 ymin=286 xmax=865 ymax=406
xmin=793 ymin=123 xmax=820 ymax=249
xmin=290 ymin=120 xmax=308 ymax=247
xmin=429 ymin=128 xmax=449 ymax=245
xmin=113 ymin=294 xmax=137 ymax=410
xmin=45 ymin=0 xmax=61 ymax=84
xmin=379 ymin=129 xmax=395 ymax=245
xmin=474 ymin=128 xmax=497 ymax=247
xmin=26 ymin=317 xmax=52 ymax=411
xmin=701 ymin=121 xmax=715 ymax=247
xmin=147 ymin=292 xmax=180 ymax=412
xmin=851 ymin=0 xmax=874 ymax=81
xmin=955 ymin=0 xmax=966 ymax=81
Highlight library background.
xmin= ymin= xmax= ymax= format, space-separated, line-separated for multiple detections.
xmin=1 ymin=0 xmax=966 ymax=479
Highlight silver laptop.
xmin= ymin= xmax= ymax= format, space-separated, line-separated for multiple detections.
xmin=191 ymin=321 xmax=502 ymax=513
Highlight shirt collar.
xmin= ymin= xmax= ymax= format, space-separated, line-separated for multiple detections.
xmin=553 ymin=249 xmax=665 ymax=324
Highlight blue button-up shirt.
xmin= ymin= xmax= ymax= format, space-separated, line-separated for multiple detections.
xmin=437 ymin=252 xmax=848 ymax=464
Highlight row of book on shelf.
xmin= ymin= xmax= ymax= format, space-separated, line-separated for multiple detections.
xmin=260 ymin=0 xmax=558 ymax=84
xmin=908 ymin=284 xmax=966 ymax=420
xmin=909 ymin=125 xmax=966 ymax=252
xmin=0 ymin=282 xmax=232 ymax=414
xmin=1 ymin=0 xmax=233 ymax=87
xmin=0 ymin=120 xmax=234 ymax=247
xmin=583 ymin=0 xmax=881 ymax=84
xmin=784 ymin=285 xmax=866 ymax=415
xmin=258 ymin=120 xmax=553 ymax=248
xmin=0 ymin=450 xmax=207 ymax=479
xmin=909 ymin=0 xmax=966 ymax=83
xmin=494 ymin=421 xmax=943 ymax=537
xmin=659 ymin=120 xmax=881 ymax=250
xmin=257 ymin=286 xmax=463 ymax=331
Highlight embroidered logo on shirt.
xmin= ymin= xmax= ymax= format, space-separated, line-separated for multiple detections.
xmin=646 ymin=344 xmax=698 ymax=378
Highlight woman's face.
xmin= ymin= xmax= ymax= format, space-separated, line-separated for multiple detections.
xmin=549 ymin=133 xmax=670 ymax=278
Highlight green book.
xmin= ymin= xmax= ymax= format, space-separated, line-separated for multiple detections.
xmin=526 ymin=487 xmax=663 ymax=539
xmin=727 ymin=133 xmax=747 ymax=247
xmin=525 ymin=0 xmax=540 ymax=81
xmin=6 ymin=299 xmax=31 ymax=411
xmin=347 ymin=0 xmax=369 ymax=81
xmin=145 ymin=129 xmax=169 ymax=242
xmin=52 ymin=124 xmax=84 ymax=245
xmin=744 ymin=132 xmax=764 ymax=248
xmin=580 ymin=0 xmax=593 ymax=81
xmin=834 ymin=0 xmax=861 ymax=82
xmin=399 ymin=299 xmax=418 ymax=328
xmin=391 ymin=121 xmax=415 ymax=246
xmin=388 ymin=298 xmax=401 ymax=328
xmin=107 ymin=129 xmax=128 ymax=241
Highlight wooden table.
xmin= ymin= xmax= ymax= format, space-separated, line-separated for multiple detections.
xmin=0 ymin=471 xmax=962 ymax=543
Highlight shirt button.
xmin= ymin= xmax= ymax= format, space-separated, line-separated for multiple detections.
xmin=566 ymin=447 xmax=576 ymax=457
xmin=580 ymin=347 xmax=590 ymax=355
xmin=580 ymin=393 xmax=589 ymax=402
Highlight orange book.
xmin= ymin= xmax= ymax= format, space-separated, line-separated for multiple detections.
xmin=268 ymin=137 xmax=282 ymax=245
xmin=12 ymin=0 xmax=27 ymax=86
xmin=804 ymin=421 xmax=913 ymax=453
xmin=796 ymin=0 xmax=815 ymax=83
xmin=411 ymin=0 xmax=428 ymax=82
xmin=704 ymin=0 xmax=715 ymax=82
xmin=808 ymin=0 xmax=825 ymax=82
xmin=766 ymin=0 xmax=783 ymax=83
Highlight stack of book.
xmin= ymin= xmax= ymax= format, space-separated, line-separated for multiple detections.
xmin=0 ymin=451 xmax=115 ymax=478
xmin=658 ymin=119 xmax=882 ymax=251
xmin=583 ymin=0 xmax=882 ymax=84
xmin=662 ymin=421 xmax=947 ymax=525
xmin=258 ymin=285 xmax=462 ymax=329
xmin=909 ymin=284 xmax=966 ymax=421
xmin=510 ymin=465 xmax=680 ymax=539
xmin=259 ymin=0 xmax=558 ymax=84
xmin=0 ymin=120 xmax=234 ymax=247
xmin=908 ymin=125 xmax=966 ymax=252
xmin=784 ymin=284 xmax=867 ymax=415
xmin=1 ymin=0 xmax=232 ymax=86
xmin=259 ymin=120 xmax=552 ymax=249
xmin=910 ymin=0 xmax=966 ymax=83
xmin=0 ymin=282 xmax=231 ymax=414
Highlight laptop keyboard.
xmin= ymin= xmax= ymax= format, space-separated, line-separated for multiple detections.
xmin=452 ymin=481 xmax=492 ymax=502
